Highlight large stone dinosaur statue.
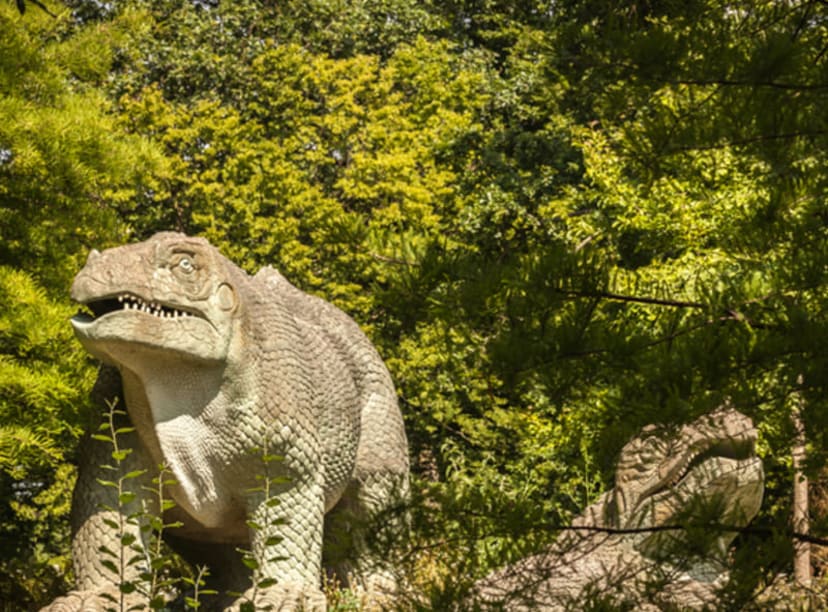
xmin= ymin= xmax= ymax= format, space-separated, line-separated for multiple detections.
xmin=46 ymin=232 xmax=409 ymax=611
xmin=475 ymin=406 xmax=764 ymax=610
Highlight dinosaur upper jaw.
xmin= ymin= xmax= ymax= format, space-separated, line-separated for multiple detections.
xmin=72 ymin=291 xmax=207 ymax=326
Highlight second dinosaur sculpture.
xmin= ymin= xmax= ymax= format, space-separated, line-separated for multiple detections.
xmin=475 ymin=406 xmax=764 ymax=610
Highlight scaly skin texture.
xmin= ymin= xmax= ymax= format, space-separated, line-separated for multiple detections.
xmin=44 ymin=232 xmax=409 ymax=611
xmin=475 ymin=406 xmax=764 ymax=611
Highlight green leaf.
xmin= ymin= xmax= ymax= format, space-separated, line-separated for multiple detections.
xmin=112 ymin=449 xmax=132 ymax=462
xmin=241 ymin=556 xmax=259 ymax=570
xmin=98 ymin=545 xmax=117 ymax=557
xmin=102 ymin=518 xmax=119 ymax=530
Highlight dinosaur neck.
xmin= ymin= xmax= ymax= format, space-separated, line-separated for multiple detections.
xmin=119 ymin=358 xmax=244 ymax=526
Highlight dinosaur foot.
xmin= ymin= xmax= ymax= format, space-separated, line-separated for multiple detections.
xmin=40 ymin=589 xmax=143 ymax=612
xmin=226 ymin=583 xmax=326 ymax=612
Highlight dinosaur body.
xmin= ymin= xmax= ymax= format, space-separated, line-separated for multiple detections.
xmin=475 ymin=407 xmax=764 ymax=610
xmin=46 ymin=232 xmax=409 ymax=611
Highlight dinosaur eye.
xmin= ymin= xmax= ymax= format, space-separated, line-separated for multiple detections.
xmin=177 ymin=257 xmax=195 ymax=274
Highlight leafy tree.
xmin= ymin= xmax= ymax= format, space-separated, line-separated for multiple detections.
xmin=0 ymin=3 xmax=164 ymax=606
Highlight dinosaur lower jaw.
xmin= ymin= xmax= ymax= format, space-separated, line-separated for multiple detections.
xmin=70 ymin=306 xmax=227 ymax=366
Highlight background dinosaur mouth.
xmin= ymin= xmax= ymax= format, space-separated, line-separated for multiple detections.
xmin=669 ymin=436 xmax=756 ymax=488
xmin=77 ymin=293 xmax=197 ymax=322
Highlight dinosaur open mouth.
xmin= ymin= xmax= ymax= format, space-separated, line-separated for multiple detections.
xmin=76 ymin=293 xmax=197 ymax=322
xmin=661 ymin=435 xmax=757 ymax=492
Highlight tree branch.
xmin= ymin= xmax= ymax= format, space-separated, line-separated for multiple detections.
xmin=553 ymin=288 xmax=705 ymax=309
xmin=670 ymin=78 xmax=828 ymax=91
xmin=665 ymin=130 xmax=828 ymax=154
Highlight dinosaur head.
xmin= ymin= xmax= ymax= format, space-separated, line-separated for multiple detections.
xmin=70 ymin=232 xmax=243 ymax=367
xmin=609 ymin=406 xmax=763 ymax=556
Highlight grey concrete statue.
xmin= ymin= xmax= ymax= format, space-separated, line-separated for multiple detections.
xmin=45 ymin=232 xmax=409 ymax=611
xmin=475 ymin=406 xmax=764 ymax=610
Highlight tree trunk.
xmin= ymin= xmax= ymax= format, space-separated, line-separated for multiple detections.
xmin=792 ymin=377 xmax=811 ymax=587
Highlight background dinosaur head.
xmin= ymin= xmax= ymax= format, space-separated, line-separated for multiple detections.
xmin=609 ymin=406 xmax=764 ymax=558
xmin=70 ymin=232 xmax=244 ymax=368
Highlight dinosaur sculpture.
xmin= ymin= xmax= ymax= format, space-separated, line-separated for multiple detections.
xmin=475 ymin=406 xmax=764 ymax=610
xmin=46 ymin=232 xmax=409 ymax=611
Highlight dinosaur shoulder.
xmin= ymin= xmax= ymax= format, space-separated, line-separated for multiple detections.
xmin=251 ymin=267 xmax=367 ymax=340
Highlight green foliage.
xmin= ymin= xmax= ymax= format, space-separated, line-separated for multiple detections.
xmin=0 ymin=266 xmax=94 ymax=607
xmin=0 ymin=4 xmax=164 ymax=605
xmin=0 ymin=2 xmax=165 ymax=288
xmin=93 ymin=399 xmax=147 ymax=611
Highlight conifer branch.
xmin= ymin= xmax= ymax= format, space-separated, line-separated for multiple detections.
xmin=553 ymin=288 xmax=705 ymax=309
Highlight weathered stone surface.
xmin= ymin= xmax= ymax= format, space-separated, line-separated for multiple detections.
xmin=44 ymin=232 xmax=409 ymax=611
xmin=475 ymin=406 xmax=764 ymax=610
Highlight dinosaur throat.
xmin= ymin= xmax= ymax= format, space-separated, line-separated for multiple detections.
xmin=76 ymin=293 xmax=203 ymax=323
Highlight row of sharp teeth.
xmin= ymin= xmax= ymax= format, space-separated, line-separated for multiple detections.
xmin=118 ymin=294 xmax=191 ymax=319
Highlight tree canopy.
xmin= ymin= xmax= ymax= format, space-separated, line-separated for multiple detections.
xmin=2 ymin=0 xmax=828 ymax=608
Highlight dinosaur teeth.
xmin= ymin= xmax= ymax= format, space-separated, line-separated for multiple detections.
xmin=114 ymin=294 xmax=192 ymax=320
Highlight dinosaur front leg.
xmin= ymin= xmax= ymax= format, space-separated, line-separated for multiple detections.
xmin=228 ymin=480 xmax=327 ymax=612
xmin=43 ymin=431 xmax=156 ymax=612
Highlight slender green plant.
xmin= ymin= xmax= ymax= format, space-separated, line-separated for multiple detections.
xmin=93 ymin=398 xmax=218 ymax=610
xmin=234 ymin=436 xmax=289 ymax=612
xmin=91 ymin=397 xmax=147 ymax=612
xmin=137 ymin=464 xmax=184 ymax=610
xmin=181 ymin=565 xmax=213 ymax=611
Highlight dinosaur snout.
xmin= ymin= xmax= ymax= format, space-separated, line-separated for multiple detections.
xmin=71 ymin=246 xmax=146 ymax=302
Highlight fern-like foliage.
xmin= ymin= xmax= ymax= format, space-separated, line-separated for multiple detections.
xmin=0 ymin=265 xmax=97 ymax=607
